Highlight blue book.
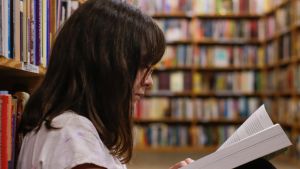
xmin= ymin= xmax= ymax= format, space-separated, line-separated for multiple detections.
xmin=34 ymin=0 xmax=41 ymax=65
xmin=0 ymin=91 xmax=9 ymax=94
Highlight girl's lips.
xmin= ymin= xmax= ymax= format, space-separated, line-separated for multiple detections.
xmin=134 ymin=93 xmax=145 ymax=101
xmin=135 ymin=93 xmax=144 ymax=97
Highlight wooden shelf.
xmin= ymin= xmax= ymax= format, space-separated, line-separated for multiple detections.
xmin=154 ymin=65 xmax=293 ymax=71
xmin=134 ymin=118 xmax=244 ymax=124
xmin=194 ymin=92 xmax=266 ymax=97
xmin=263 ymin=26 xmax=292 ymax=43
xmin=166 ymin=39 xmax=261 ymax=45
xmin=144 ymin=92 xmax=284 ymax=98
xmin=134 ymin=118 xmax=193 ymax=124
xmin=166 ymin=40 xmax=192 ymax=45
xmin=194 ymin=14 xmax=260 ymax=19
xmin=0 ymin=56 xmax=45 ymax=91
xmin=144 ymin=91 xmax=300 ymax=98
xmin=194 ymin=66 xmax=264 ymax=71
xmin=261 ymin=19 xmax=300 ymax=44
xmin=154 ymin=62 xmax=298 ymax=72
xmin=145 ymin=91 xmax=193 ymax=97
xmin=154 ymin=63 xmax=297 ymax=72
xmin=194 ymin=39 xmax=261 ymax=45
xmin=133 ymin=146 xmax=217 ymax=153
xmin=195 ymin=119 xmax=245 ymax=125
xmin=154 ymin=66 xmax=193 ymax=71
xmin=264 ymin=0 xmax=290 ymax=16
xmin=154 ymin=66 xmax=264 ymax=71
xmin=0 ymin=56 xmax=46 ymax=77
xmin=152 ymin=13 xmax=261 ymax=19
xmin=152 ymin=12 xmax=192 ymax=19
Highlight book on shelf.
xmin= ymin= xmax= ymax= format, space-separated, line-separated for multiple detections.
xmin=181 ymin=104 xmax=292 ymax=169
xmin=0 ymin=91 xmax=30 ymax=169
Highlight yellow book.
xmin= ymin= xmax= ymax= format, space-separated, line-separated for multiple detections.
xmin=193 ymin=72 xmax=202 ymax=93
xmin=42 ymin=0 xmax=47 ymax=67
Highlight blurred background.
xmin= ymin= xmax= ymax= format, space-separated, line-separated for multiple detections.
xmin=128 ymin=0 xmax=300 ymax=168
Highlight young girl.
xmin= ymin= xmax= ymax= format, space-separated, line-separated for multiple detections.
xmin=16 ymin=0 xmax=193 ymax=168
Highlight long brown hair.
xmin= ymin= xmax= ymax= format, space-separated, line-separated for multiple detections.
xmin=20 ymin=0 xmax=165 ymax=163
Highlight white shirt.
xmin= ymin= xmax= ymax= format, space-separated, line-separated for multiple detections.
xmin=17 ymin=111 xmax=127 ymax=169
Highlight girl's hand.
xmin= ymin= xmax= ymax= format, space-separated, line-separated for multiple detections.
xmin=169 ymin=158 xmax=194 ymax=169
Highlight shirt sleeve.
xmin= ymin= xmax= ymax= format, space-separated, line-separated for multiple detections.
xmin=46 ymin=114 xmax=118 ymax=169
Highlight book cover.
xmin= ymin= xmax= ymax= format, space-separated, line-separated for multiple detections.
xmin=0 ymin=94 xmax=12 ymax=169
xmin=13 ymin=0 xmax=21 ymax=61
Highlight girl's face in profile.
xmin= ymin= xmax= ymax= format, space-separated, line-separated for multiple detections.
xmin=133 ymin=67 xmax=154 ymax=104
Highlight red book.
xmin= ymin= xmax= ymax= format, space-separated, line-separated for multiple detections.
xmin=0 ymin=94 xmax=12 ymax=169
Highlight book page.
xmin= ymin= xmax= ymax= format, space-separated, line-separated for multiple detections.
xmin=217 ymin=104 xmax=273 ymax=151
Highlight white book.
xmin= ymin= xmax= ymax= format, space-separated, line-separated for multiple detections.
xmin=181 ymin=105 xmax=292 ymax=169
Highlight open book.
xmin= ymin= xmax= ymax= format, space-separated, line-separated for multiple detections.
xmin=181 ymin=105 xmax=292 ymax=169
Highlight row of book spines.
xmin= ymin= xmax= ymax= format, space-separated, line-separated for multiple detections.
xmin=0 ymin=94 xmax=17 ymax=169
xmin=0 ymin=0 xmax=51 ymax=67
xmin=134 ymin=97 xmax=300 ymax=124
xmin=0 ymin=0 xmax=12 ymax=58
xmin=160 ymin=46 xmax=263 ymax=68
xmin=134 ymin=124 xmax=237 ymax=148
xmin=0 ymin=0 xmax=80 ymax=67
xmin=0 ymin=91 xmax=29 ymax=169
xmin=159 ymin=35 xmax=292 ymax=68
xmin=265 ymin=36 xmax=292 ymax=63
xmin=151 ymin=71 xmax=258 ymax=93
xmin=128 ymin=0 xmax=278 ymax=16
xmin=156 ymin=19 xmax=259 ymax=41
xmin=262 ymin=4 xmax=291 ymax=36
xmin=134 ymin=97 xmax=260 ymax=121
xmin=269 ymin=98 xmax=300 ymax=124
xmin=151 ymin=66 xmax=299 ymax=93
xmin=154 ymin=19 xmax=295 ymax=43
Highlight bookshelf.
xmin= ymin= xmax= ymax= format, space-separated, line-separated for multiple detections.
xmin=133 ymin=146 xmax=217 ymax=153
xmin=0 ymin=0 xmax=299 ymax=167
xmin=0 ymin=1 xmax=81 ymax=168
xmin=130 ymin=0 xmax=300 ymax=165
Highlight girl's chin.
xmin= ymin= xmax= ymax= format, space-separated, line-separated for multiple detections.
xmin=132 ymin=95 xmax=141 ymax=105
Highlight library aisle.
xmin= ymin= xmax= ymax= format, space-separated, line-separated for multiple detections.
xmin=129 ymin=0 xmax=300 ymax=168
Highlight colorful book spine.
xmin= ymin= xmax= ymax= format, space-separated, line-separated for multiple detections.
xmin=7 ymin=0 xmax=12 ymax=58
xmin=0 ymin=94 xmax=12 ymax=169
xmin=13 ymin=0 xmax=21 ymax=61
xmin=134 ymin=124 xmax=190 ymax=147
xmin=34 ymin=0 xmax=40 ymax=65
xmin=46 ymin=0 xmax=50 ymax=66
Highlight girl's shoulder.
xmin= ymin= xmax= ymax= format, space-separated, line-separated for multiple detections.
xmin=51 ymin=111 xmax=101 ymax=141
xmin=19 ymin=111 xmax=126 ymax=169
xmin=52 ymin=111 xmax=95 ymax=129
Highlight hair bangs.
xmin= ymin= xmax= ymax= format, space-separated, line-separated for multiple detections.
xmin=140 ymin=19 xmax=166 ymax=68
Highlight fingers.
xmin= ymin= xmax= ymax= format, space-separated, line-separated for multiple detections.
xmin=169 ymin=158 xmax=194 ymax=169
xmin=184 ymin=158 xmax=194 ymax=164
